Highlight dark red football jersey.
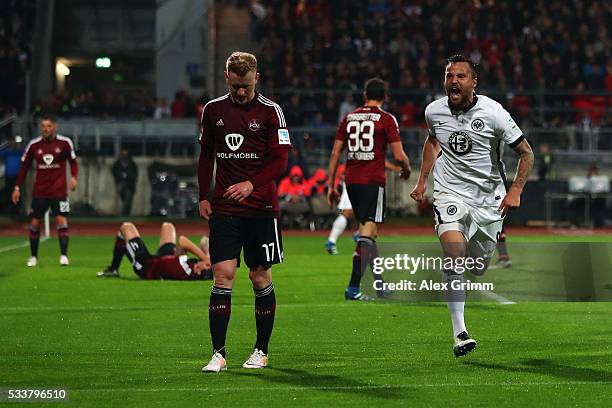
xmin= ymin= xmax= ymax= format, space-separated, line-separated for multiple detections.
xmin=199 ymin=92 xmax=292 ymax=217
xmin=16 ymin=134 xmax=78 ymax=198
xmin=336 ymin=106 xmax=401 ymax=186
xmin=147 ymin=255 xmax=202 ymax=280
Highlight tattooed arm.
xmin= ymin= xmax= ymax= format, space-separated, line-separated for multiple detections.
xmin=499 ymin=139 xmax=534 ymax=215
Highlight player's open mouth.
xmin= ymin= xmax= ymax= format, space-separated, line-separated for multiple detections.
xmin=449 ymin=87 xmax=461 ymax=95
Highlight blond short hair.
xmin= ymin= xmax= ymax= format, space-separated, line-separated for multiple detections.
xmin=226 ymin=51 xmax=257 ymax=76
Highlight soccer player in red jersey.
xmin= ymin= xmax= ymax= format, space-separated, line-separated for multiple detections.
xmin=97 ymin=222 xmax=212 ymax=280
xmin=198 ymin=51 xmax=292 ymax=372
xmin=12 ymin=115 xmax=78 ymax=267
xmin=327 ymin=78 xmax=412 ymax=300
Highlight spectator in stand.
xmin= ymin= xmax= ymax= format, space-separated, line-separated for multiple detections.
xmin=112 ymin=148 xmax=138 ymax=216
xmin=153 ymin=97 xmax=171 ymax=119
xmin=337 ymin=93 xmax=356 ymax=124
xmin=307 ymin=168 xmax=327 ymax=196
xmin=537 ymin=143 xmax=554 ymax=182
xmin=0 ymin=137 xmax=24 ymax=214
xmin=171 ymin=91 xmax=187 ymax=118
xmin=278 ymin=165 xmax=309 ymax=201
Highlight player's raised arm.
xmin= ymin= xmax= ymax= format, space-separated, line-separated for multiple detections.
xmin=326 ymin=139 xmax=345 ymax=208
xmin=499 ymin=139 xmax=534 ymax=215
xmin=410 ymin=136 xmax=440 ymax=202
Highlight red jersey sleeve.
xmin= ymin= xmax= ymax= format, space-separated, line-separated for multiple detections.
xmin=385 ymin=113 xmax=401 ymax=143
xmin=15 ymin=142 xmax=34 ymax=188
xmin=66 ymin=139 xmax=78 ymax=179
xmin=250 ymin=105 xmax=291 ymax=188
xmin=198 ymin=104 xmax=215 ymax=200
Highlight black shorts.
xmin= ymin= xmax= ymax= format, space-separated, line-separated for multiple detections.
xmin=124 ymin=238 xmax=176 ymax=277
xmin=30 ymin=197 xmax=70 ymax=218
xmin=346 ymin=184 xmax=386 ymax=224
xmin=209 ymin=214 xmax=284 ymax=269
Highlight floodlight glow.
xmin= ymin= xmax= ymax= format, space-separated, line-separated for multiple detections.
xmin=95 ymin=57 xmax=111 ymax=68
xmin=56 ymin=61 xmax=70 ymax=76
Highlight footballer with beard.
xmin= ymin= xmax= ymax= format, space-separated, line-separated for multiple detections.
xmin=410 ymin=55 xmax=534 ymax=357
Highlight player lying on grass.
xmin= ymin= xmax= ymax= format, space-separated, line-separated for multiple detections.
xmin=97 ymin=222 xmax=212 ymax=280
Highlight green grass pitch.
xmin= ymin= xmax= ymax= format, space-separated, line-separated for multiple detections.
xmin=1 ymin=233 xmax=611 ymax=407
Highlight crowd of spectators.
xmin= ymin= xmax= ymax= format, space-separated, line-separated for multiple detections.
xmin=0 ymin=0 xmax=35 ymax=116
xmin=2 ymin=0 xmax=611 ymax=135
xmin=31 ymin=89 xmax=210 ymax=121
xmin=251 ymin=0 xmax=612 ymax=128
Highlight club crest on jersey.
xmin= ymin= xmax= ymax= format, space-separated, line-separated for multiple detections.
xmin=471 ymin=119 xmax=485 ymax=132
xmin=42 ymin=154 xmax=54 ymax=165
xmin=248 ymin=119 xmax=261 ymax=131
xmin=225 ymin=133 xmax=244 ymax=151
xmin=448 ymin=131 xmax=473 ymax=156
xmin=447 ymin=205 xmax=457 ymax=216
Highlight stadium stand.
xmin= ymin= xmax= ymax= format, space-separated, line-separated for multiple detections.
xmin=0 ymin=0 xmax=35 ymax=118
xmin=253 ymin=0 xmax=611 ymax=127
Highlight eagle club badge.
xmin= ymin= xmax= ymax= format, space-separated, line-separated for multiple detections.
xmin=248 ymin=119 xmax=260 ymax=131
xmin=42 ymin=154 xmax=54 ymax=165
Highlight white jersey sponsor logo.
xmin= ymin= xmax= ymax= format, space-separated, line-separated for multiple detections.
xmin=216 ymin=152 xmax=260 ymax=159
xmin=42 ymin=154 xmax=54 ymax=165
xmin=225 ymin=133 xmax=244 ymax=151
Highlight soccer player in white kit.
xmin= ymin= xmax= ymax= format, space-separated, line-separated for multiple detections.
xmin=410 ymin=55 xmax=534 ymax=357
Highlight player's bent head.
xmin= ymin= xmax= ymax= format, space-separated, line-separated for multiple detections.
xmin=446 ymin=54 xmax=478 ymax=79
xmin=226 ymin=51 xmax=257 ymax=76
xmin=225 ymin=51 xmax=259 ymax=104
xmin=364 ymin=78 xmax=386 ymax=102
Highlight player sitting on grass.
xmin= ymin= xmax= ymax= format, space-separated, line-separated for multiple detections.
xmin=97 ymin=222 xmax=212 ymax=280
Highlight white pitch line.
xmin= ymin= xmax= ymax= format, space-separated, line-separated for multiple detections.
xmin=0 ymin=303 xmax=384 ymax=313
xmin=481 ymin=289 xmax=516 ymax=305
xmin=0 ymin=237 xmax=49 ymax=253
xmin=67 ymin=381 xmax=612 ymax=393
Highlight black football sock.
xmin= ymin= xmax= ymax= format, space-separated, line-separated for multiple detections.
xmin=497 ymin=230 xmax=509 ymax=259
xmin=254 ymin=283 xmax=276 ymax=354
xmin=57 ymin=224 xmax=69 ymax=256
xmin=110 ymin=233 xmax=126 ymax=270
xmin=362 ymin=237 xmax=382 ymax=286
xmin=348 ymin=236 xmax=378 ymax=289
xmin=348 ymin=240 xmax=363 ymax=288
xmin=29 ymin=226 xmax=40 ymax=257
xmin=209 ymin=286 xmax=232 ymax=357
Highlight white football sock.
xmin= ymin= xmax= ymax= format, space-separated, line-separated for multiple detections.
xmin=328 ymin=214 xmax=348 ymax=244
xmin=444 ymin=272 xmax=467 ymax=337
xmin=447 ymin=301 xmax=466 ymax=337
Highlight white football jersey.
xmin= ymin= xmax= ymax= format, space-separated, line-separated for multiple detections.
xmin=425 ymin=94 xmax=524 ymax=207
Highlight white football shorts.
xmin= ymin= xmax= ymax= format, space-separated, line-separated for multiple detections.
xmin=337 ymin=182 xmax=353 ymax=211
xmin=432 ymin=191 xmax=504 ymax=259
